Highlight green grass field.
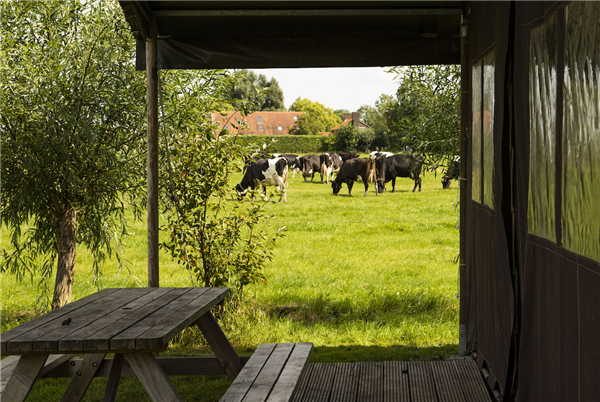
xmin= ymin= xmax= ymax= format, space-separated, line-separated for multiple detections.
xmin=1 ymin=166 xmax=461 ymax=401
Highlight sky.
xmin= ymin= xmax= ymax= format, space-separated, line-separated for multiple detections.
xmin=251 ymin=67 xmax=400 ymax=112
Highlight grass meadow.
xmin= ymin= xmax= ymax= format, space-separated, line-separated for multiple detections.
xmin=1 ymin=165 xmax=461 ymax=401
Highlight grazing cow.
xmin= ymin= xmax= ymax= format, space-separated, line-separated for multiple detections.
xmin=442 ymin=156 xmax=460 ymax=189
xmin=302 ymin=154 xmax=321 ymax=182
xmin=330 ymin=152 xmax=343 ymax=179
xmin=236 ymin=157 xmax=288 ymax=202
xmin=273 ymin=154 xmax=302 ymax=178
xmin=370 ymin=151 xmax=394 ymax=160
xmin=331 ymin=158 xmax=375 ymax=197
xmin=338 ymin=152 xmax=359 ymax=162
xmin=374 ymin=154 xmax=424 ymax=193
xmin=319 ymin=153 xmax=335 ymax=184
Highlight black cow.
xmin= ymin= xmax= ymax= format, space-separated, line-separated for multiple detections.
xmin=236 ymin=157 xmax=288 ymax=202
xmin=302 ymin=154 xmax=321 ymax=182
xmin=331 ymin=158 xmax=374 ymax=197
xmin=442 ymin=156 xmax=460 ymax=189
xmin=273 ymin=154 xmax=302 ymax=178
xmin=338 ymin=152 xmax=359 ymax=162
xmin=374 ymin=154 xmax=424 ymax=193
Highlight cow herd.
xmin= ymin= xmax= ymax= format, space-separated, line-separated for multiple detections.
xmin=235 ymin=151 xmax=457 ymax=202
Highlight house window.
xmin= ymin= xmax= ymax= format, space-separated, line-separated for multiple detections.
xmin=257 ymin=116 xmax=263 ymax=123
xmin=293 ymin=116 xmax=298 ymax=120
xmin=277 ymin=127 xmax=283 ymax=131
xmin=471 ymin=50 xmax=496 ymax=209
xmin=258 ymin=126 xmax=264 ymax=131
xmin=224 ymin=125 xmax=230 ymax=130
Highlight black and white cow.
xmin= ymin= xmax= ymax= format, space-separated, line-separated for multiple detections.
xmin=330 ymin=152 xmax=343 ymax=178
xmin=338 ymin=152 xmax=359 ymax=162
xmin=441 ymin=156 xmax=460 ymax=189
xmin=319 ymin=153 xmax=338 ymax=184
xmin=331 ymin=158 xmax=375 ymax=197
xmin=236 ymin=157 xmax=288 ymax=202
xmin=302 ymin=154 xmax=321 ymax=182
xmin=273 ymin=154 xmax=302 ymax=178
xmin=374 ymin=154 xmax=424 ymax=193
xmin=369 ymin=151 xmax=394 ymax=159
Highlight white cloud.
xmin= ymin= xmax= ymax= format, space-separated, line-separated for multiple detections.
xmin=252 ymin=67 xmax=399 ymax=112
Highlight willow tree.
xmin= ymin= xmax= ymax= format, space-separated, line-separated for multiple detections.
xmin=1 ymin=1 xmax=146 ymax=309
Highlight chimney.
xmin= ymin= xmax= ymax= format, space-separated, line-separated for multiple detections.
xmin=344 ymin=112 xmax=351 ymax=121
xmin=352 ymin=112 xmax=360 ymax=127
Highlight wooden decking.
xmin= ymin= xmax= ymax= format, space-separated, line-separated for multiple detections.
xmin=292 ymin=359 xmax=491 ymax=402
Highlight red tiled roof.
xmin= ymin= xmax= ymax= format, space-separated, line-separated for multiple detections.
xmin=211 ymin=111 xmax=304 ymax=135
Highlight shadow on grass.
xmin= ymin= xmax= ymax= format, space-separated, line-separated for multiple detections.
xmin=310 ymin=343 xmax=459 ymax=363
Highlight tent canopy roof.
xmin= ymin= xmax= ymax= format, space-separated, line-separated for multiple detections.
xmin=119 ymin=1 xmax=462 ymax=69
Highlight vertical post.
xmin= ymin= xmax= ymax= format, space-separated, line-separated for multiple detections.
xmin=147 ymin=36 xmax=159 ymax=288
xmin=459 ymin=14 xmax=469 ymax=356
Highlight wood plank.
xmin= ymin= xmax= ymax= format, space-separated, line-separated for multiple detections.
xmin=328 ymin=362 xmax=360 ymax=402
xmin=384 ymin=361 xmax=410 ymax=402
xmin=0 ymin=354 xmax=48 ymax=402
xmin=103 ymin=353 xmax=124 ymax=402
xmin=452 ymin=359 xmax=492 ymax=401
xmin=431 ymin=360 xmax=466 ymax=402
xmin=38 ymin=354 xmax=75 ymax=377
xmin=67 ymin=287 xmax=175 ymax=351
xmin=42 ymin=356 xmax=250 ymax=378
xmin=294 ymin=362 xmax=336 ymax=402
xmin=137 ymin=287 xmax=229 ymax=350
xmin=7 ymin=288 xmax=148 ymax=353
xmin=61 ymin=353 xmax=106 ymax=402
xmin=220 ymin=344 xmax=277 ymax=402
xmin=109 ymin=288 xmax=204 ymax=350
xmin=1 ymin=289 xmax=119 ymax=353
xmin=357 ymin=361 xmax=384 ymax=401
xmin=126 ymin=352 xmax=182 ymax=402
xmin=290 ymin=359 xmax=314 ymax=402
xmin=408 ymin=361 xmax=438 ymax=402
xmin=266 ymin=342 xmax=312 ymax=402
xmin=196 ymin=309 xmax=243 ymax=381
xmin=242 ymin=343 xmax=294 ymax=402
xmin=1 ymin=356 xmax=21 ymax=393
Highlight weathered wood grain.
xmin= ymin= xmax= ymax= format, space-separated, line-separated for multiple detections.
xmin=408 ymin=361 xmax=438 ymax=402
xmin=431 ymin=360 xmax=466 ymax=402
xmin=384 ymin=361 xmax=410 ymax=402
xmin=453 ymin=359 xmax=492 ymax=401
xmin=196 ymin=309 xmax=243 ymax=381
xmin=220 ymin=344 xmax=276 ymax=402
xmin=126 ymin=352 xmax=182 ymax=402
xmin=0 ymin=354 xmax=48 ymax=402
xmin=1 ymin=289 xmax=119 ymax=353
xmin=242 ymin=343 xmax=294 ymax=402
xmin=136 ymin=287 xmax=228 ymax=350
xmin=60 ymin=353 xmax=106 ymax=402
xmin=357 ymin=362 xmax=383 ymax=401
xmin=103 ymin=353 xmax=124 ymax=402
xmin=293 ymin=362 xmax=336 ymax=402
xmin=328 ymin=362 xmax=360 ymax=402
xmin=266 ymin=342 xmax=313 ymax=402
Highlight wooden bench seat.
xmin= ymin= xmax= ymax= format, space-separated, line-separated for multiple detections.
xmin=220 ymin=343 xmax=313 ymax=402
xmin=1 ymin=354 xmax=74 ymax=395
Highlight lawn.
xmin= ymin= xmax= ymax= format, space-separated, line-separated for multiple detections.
xmin=1 ymin=165 xmax=461 ymax=401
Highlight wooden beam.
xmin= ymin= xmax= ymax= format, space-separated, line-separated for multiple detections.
xmin=154 ymin=9 xmax=463 ymax=18
xmin=147 ymin=34 xmax=159 ymax=288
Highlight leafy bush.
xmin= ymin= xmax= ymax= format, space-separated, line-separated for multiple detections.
xmin=236 ymin=135 xmax=330 ymax=153
xmin=333 ymin=125 xmax=358 ymax=152
xmin=355 ymin=128 xmax=376 ymax=152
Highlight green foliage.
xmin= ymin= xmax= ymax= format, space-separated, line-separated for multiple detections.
xmin=333 ymin=124 xmax=358 ymax=152
xmin=226 ymin=69 xmax=285 ymax=111
xmin=288 ymin=97 xmax=342 ymax=135
xmin=236 ymin=135 xmax=329 ymax=154
xmin=333 ymin=108 xmax=350 ymax=122
xmin=386 ymin=66 xmax=461 ymax=169
xmin=355 ymin=128 xmax=376 ymax=152
xmin=158 ymin=70 xmax=284 ymax=304
xmin=358 ymin=94 xmax=397 ymax=150
xmin=1 ymin=0 xmax=146 ymax=308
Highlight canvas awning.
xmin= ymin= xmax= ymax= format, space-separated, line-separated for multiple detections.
xmin=119 ymin=1 xmax=462 ymax=69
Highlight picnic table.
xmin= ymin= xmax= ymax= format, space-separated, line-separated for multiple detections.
xmin=0 ymin=287 xmax=244 ymax=402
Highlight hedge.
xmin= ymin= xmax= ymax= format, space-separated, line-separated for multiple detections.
xmin=234 ymin=134 xmax=334 ymax=154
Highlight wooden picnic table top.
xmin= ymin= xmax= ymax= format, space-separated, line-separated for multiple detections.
xmin=1 ymin=287 xmax=230 ymax=355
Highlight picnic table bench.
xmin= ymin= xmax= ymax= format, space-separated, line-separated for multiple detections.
xmin=0 ymin=287 xmax=312 ymax=402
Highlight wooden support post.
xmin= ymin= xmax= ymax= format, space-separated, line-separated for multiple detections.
xmin=103 ymin=353 xmax=125 ymax=402
xmin=196 ymin=312 xmax=244 ymax=381
xmin=147 ymin=35 xmax=159 ymax=288
xmin=459 ymin=13 xmax=469 ymax=356
xmin=1 ymin=354 xmax=48 ymax=402
xmin=126 ymin=353 xmax=182 ymax=402
xmin=61 ymin=353 xmax=106 ymax=402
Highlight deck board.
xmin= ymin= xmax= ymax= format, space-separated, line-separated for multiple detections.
xmin=294 ymin=359 xmax=490 ymax=402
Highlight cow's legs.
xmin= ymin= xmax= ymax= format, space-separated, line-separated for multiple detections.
xmin=363 ymin=180 xmax=369 ymax=197
xmin=392 ymin=177 xmax=397 ymax=193
xmin=348 ymin=181 xmax=354 ymax=196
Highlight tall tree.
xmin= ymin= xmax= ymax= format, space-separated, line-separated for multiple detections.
xmin=1 ymin=1 xmax=146 ymax=309
xmin=227 ymin=69 xmax=285 ymax=111
xmin=386 ymin=65 xmax=461 ymax=169
xmin=288 ymin=97 xmax=341 ymax=135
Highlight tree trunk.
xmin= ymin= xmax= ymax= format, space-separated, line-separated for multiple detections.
xmin=52 ymin=205 xmax=77 ymax=309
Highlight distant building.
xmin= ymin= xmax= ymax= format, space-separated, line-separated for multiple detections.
xmin=328 ymin=112 xmax=371 ymax=135
xmin=211 ymin=111 xmax=304 ymax=135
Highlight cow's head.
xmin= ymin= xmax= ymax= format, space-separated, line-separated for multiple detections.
xmin=442 ymin=176 xmax=452 ymax=189
xmin=235 ymin=183 xmax=247 ymax=199
xmin=331 ymin=180 xmax=341 ymax=195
